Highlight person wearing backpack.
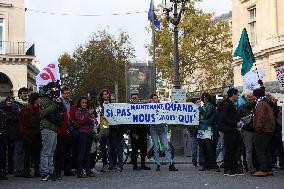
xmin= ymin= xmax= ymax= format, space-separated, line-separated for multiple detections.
xmin=252 ymin=88 xmax=275 ymax=177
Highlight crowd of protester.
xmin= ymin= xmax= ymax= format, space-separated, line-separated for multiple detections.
xmin=0 ymin=81 xmax=178 ymax=181
xmin=189 ymin=88 xmax=284 ymax=177
xmin=0 ymin=81 xmax=283 ymax=182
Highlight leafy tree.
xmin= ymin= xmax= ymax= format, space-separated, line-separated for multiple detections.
xmin=58 ymin=30 xmax=134 ymax=101
xmin=147 ymin=2 xmax=233 ymax=91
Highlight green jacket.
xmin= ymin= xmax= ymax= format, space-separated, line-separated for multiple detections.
xmin=40 ymin=97 xmax=58 ymax=132
xmin=199 ymin=102 xmax=216 ymax=126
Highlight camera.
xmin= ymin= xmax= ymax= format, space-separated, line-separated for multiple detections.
xmin=39 ymin=80 xmax=61 ymax=100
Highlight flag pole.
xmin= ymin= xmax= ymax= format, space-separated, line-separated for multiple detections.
xmin=151 ymin=0 xmax=157 ymax=93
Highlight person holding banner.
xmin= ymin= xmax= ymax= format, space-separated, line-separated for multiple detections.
xmin=98 ymin=89 xmax=117 ymax=172
xmin=149 ymin=94 xmax=178 ymax=172
xmin=197 ymin=93 xmax=219 ymax=172
xmin=130 ymin=94 xmax=151 ymax=171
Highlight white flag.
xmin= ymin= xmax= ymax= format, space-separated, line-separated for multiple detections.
xmin=36 ymin=61 xmax=61 ymax=90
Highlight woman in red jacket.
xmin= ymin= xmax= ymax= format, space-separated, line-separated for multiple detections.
xmin=75 ymin=97 xmax=96 ymax=178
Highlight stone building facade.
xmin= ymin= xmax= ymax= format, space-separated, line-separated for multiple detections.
xmin=0 ymin=0 xmax=38 ymax=98
xmin=232 ymin=0 xmax=284 ymax=93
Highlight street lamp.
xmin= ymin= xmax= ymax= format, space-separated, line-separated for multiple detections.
xmin=163 ymin=0 xmax=188 ymax=89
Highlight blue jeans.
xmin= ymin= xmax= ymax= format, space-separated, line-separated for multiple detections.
xmin=14 ymin=139 xmax=25 ymax=172
xmin=109 ymin=127 xmax=124 ymax=166
xmin=150 ymin=126 xmax=172 ymax=165
xmin=40 ymin=129 xmax=57 ymax=174
xmin=77 ymin=132 xmax=92 ymax=173
xmin=191 ymin=136 xmax=204 ymax=164
xmin=216 ymin=132 xmax=224 ymax=162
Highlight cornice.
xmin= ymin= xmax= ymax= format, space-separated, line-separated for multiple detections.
xmin=233 ymin=43 xmax=284 ymax=66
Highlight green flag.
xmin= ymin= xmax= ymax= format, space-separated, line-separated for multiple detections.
xmin=234 ymin=28 xmax=255 ymax=76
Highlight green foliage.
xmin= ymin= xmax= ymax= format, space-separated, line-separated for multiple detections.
xmin=147 ymin=3 xmax=233 ymax=91
xmin=58 ymin=30 xmax=134 ymax=101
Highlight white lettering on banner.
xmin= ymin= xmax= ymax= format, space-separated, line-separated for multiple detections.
xmin=104 ymin=103 xmax=199 ymax=125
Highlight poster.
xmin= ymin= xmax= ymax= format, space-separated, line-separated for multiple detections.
xmin=104 ymin=102 xmax=199 ymax=125
xmin=275 ymin=65 xmax=284 ymax=90
xmin=126 ymin=63 xmax=155 ymax=102
xmin=171 ymin=89 xmax=187 ymax=103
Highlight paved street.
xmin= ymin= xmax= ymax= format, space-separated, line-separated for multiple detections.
xmin=2 ymin=160 xmax=284 ymax=189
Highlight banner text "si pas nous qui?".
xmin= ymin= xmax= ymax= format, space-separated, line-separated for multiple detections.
xmin=104 ymin=103 xmax=199 ymax=125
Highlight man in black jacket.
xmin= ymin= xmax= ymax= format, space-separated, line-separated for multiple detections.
xmin=218 ymin=88 xmax=241 ymax=176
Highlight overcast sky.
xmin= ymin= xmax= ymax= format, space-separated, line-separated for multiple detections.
xmin=25 ymin=0 xmax=232 ymax=67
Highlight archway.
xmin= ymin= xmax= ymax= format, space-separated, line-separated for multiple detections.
xmin=0 ymin=72 xmax=13 ymax=98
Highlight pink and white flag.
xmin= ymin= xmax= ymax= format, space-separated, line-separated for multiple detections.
xmin=36 ymin=62 xmax=61 ymax=90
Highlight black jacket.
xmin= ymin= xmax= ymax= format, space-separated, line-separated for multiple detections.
xmin=0 ymin=102 xmax=19 ymax=139
xmin=217 ymin=99 xmax=239 ymax=133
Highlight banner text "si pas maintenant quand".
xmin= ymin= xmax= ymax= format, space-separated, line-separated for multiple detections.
xmin=104 ymin=103 xmax=199 ymax=125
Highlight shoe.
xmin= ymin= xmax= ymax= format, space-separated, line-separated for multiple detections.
xmin=199 ymin=166 xmax=206 ymax=171
xmin=41 ymin=174 xmax=50 ymax=181
xmin=133 ymin=165 xmax=140 ymax=171
xmin=265 ymin=171 xmax=274 ymax=176
xmin=224 ymin=171 xmax=236 ymax=177
xmin=86 ymin=172 xmax=96 ymax=177
xmin=140 ymin=165 xmax=151 ymax=170
xmin=56 ymin=174 xmax=63 ymax=180
xmin=108 ymin=165 xmax=115 ymax=171
xmin=156 ymin=165 xmax=161 ymax=171
xmin=193 ymin=161 xmax=197 ymax=167
xmin=235 ymin=170 xmax=244 ymax=176
xmin=215 ymin=167 xmax=221 ymax=172
xmin=77 ymin=172 xmax=87 ymax=178
xmin=15 ymin=171 xmax=25 ymax=177
xmin=169 ymin=164 xmax=178 ymax=171
xmin=101 ymin=165 xmax=109 ymax=172
xmin=118 ymin=165 xmax=124 ymax=171
xmin=114 ymin=166 xmax=122 ymax=172
xmin=50 ymin=174 xmax=57 ymax=181
xmin=252 ymin=171 xmax=267 ymax=177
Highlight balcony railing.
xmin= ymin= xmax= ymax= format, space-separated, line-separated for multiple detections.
xmin=0 ymin=41 xmax=35 ymax=56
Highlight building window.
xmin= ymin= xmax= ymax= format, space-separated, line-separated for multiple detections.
xmin=248 ymin=6 xmax=257 ymax=45
xmin=0 ymin=18 xmax=4 ymax=53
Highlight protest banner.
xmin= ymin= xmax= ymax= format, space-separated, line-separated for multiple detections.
xmin=275 ymin=65 xmax=284 ymax=90
xmin=104 ymin=102 xmax=199 ymax=126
